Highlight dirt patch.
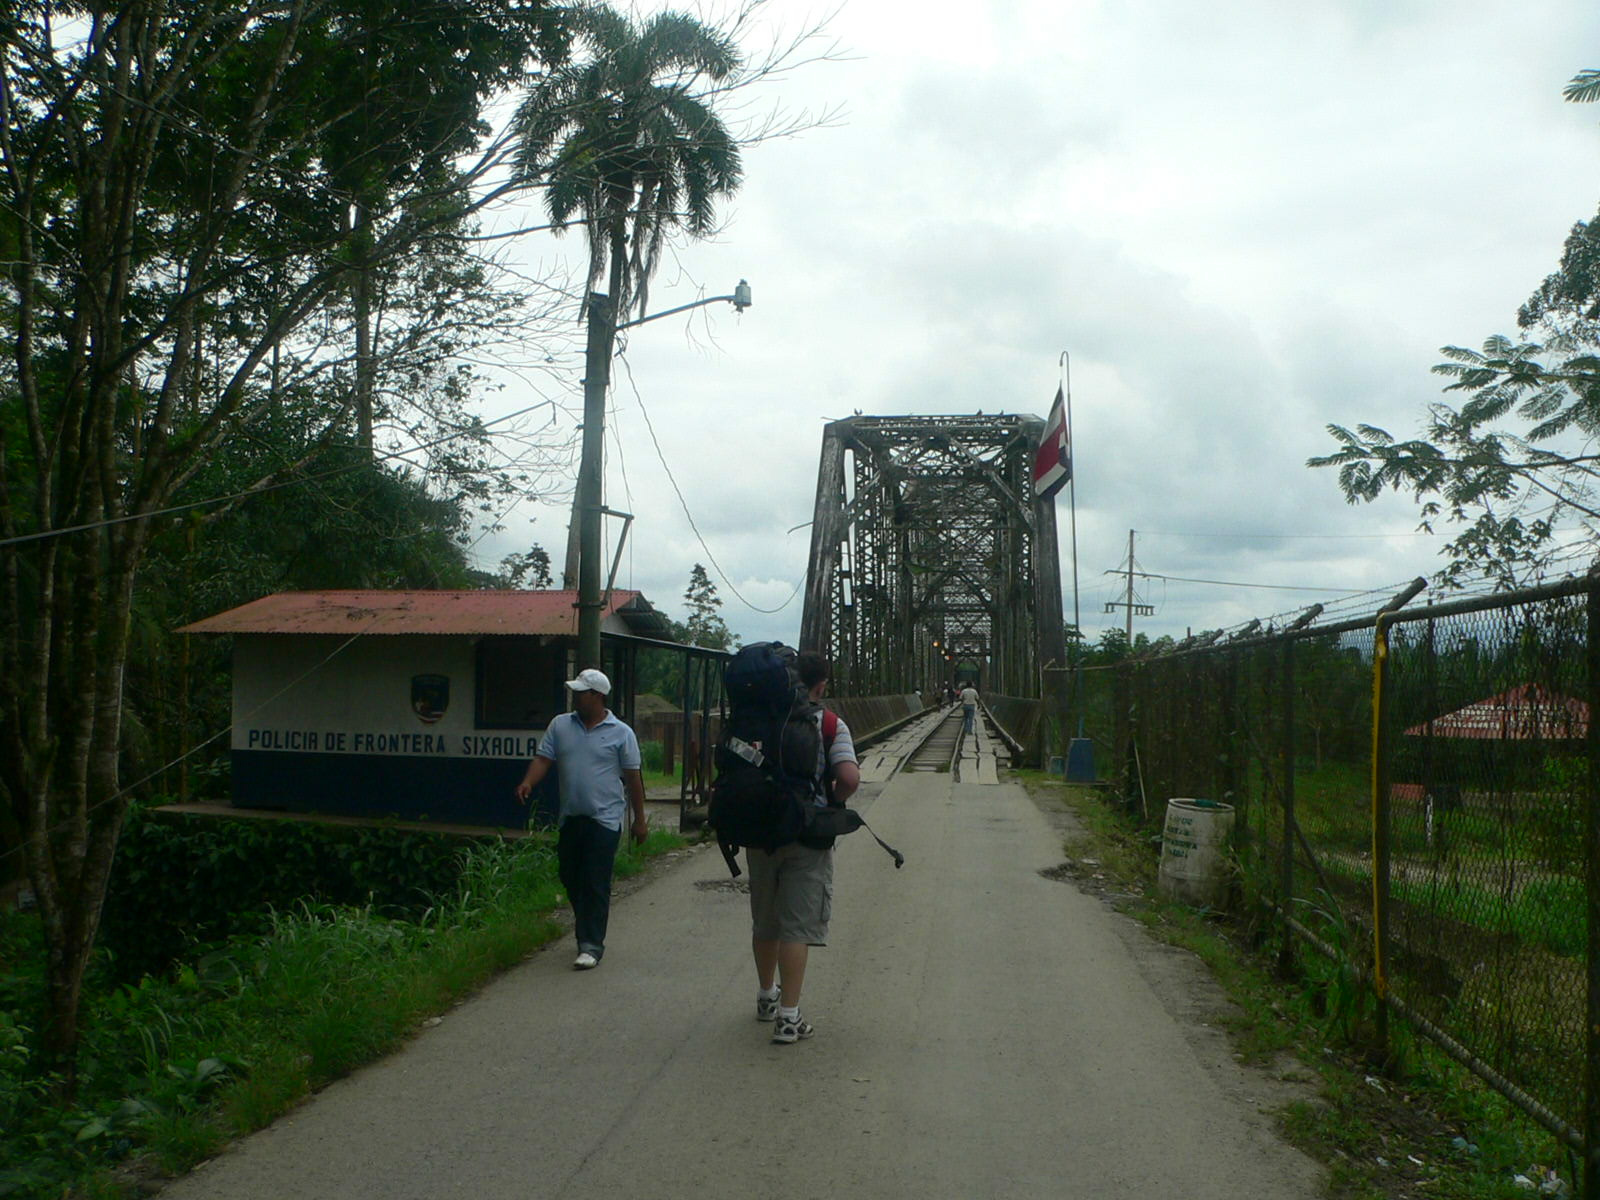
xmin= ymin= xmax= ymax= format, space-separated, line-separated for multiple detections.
xmin=692 ymin=877 xmax=749 ymax=895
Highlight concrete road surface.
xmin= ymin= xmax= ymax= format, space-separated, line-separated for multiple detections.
xmin=163 ymin=773 xmax=1323 ymax=1199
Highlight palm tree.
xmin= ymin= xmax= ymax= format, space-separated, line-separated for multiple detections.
xmin=514 ymin=4 xmax=744 ymax=322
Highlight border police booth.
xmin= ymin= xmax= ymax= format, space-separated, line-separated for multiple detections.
xmin=179 ymin=589 xmax=677 ymax=829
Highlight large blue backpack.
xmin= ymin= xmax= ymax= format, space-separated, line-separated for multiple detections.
xmin=708 ymin=642 xmax=823 ymax=873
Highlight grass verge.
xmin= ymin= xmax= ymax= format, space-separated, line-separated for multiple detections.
xmin=2 ymin=829 xmax=688 ymax=1199
xmin=1015 ymin=770 xmax=1577 ymax=1200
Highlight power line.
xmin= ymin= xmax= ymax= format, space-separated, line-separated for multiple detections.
xmin=0 ymin=401 xmax=555 ymax=550
xmin=1104 ymin=568 xmax=1371 ymax=595
xmin=1141 ymin=528 xmax=1438 ymax=541
xmin=614 ymin=351 xmax=801 ymax=616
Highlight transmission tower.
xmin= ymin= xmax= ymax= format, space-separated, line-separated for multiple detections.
xmin=1104 ymin=528 xmax=1155 ymax=641
xmin=800 ymin=414 xmax=1066 ymax=698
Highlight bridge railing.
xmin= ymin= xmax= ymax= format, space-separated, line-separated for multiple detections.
xmin=984 ymin=695 xmax=1042 ymax=762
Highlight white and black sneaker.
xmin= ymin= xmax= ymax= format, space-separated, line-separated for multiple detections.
xmin=771 ymin=1012 xmax=814 ymax=1044
xmin=756 ymin=992 xmax=780 ymax=1022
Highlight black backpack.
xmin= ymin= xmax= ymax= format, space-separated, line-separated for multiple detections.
xmin=709 ymin=643 xmax=821 ymax=872
xmin=708 ymin=642 xmax=905 ymax=877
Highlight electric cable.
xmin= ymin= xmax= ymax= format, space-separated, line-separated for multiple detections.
xmin=614 ymin=350 xmax=801 ymax=615
xmin=0 ymin=400 xmax=557 ymax=550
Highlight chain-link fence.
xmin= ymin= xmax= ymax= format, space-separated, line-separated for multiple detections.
xmin=1058 ymin=575 xmax=1599 ymax=1190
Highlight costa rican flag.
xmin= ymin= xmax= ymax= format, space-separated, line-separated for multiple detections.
xmin=1033 ymin=385 xmax=1071 ymax=500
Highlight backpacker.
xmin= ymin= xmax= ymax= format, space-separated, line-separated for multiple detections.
xmin=708 ymin=643 xmax=822 ymax=874
xmin=708 ymin=642 xmax=906 ymax=877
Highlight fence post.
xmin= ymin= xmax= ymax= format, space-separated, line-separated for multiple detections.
xmin=1369 ymin=578 xmax=1425 ymax=1060
xmin=1585 ymin=574 xmax=1600 ymax=1200
xmin=1371 ymin=611 xmax=1394 ymax=1055
xmin=1222 ymin=651 xmax=1239 ymax=809
xmin=1280 ymin=635 xmax=1296 ymax=975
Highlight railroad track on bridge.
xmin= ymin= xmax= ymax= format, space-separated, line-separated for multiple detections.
xmin=902 ymin=709 xmax=963 ymax=772
xmin=856 ymin=706 xmax=1005 ymax=786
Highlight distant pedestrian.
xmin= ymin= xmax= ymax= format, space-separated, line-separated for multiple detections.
xmin=515 ymin=668 xmax=648 ymax=970
xmin=960 ymin=683 xmax=979 ymax=734
xmin=749 ymin=651 xmax=860 ymax=1044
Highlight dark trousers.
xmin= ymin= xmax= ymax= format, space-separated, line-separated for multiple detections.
xmin=557 ymin=816 xmax=622 ymax=956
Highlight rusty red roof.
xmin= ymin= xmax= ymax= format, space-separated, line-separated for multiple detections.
xmin=177 ymin=590 xmax=651 ymax=637
xmin=1403 ymin=683 xmax=1589 ymax=740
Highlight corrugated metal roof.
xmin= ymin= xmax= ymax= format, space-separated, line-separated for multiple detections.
xmin=177 ymin=590 xmax=650 ymax=637
xmin=1403 ymin=683 xmax=1589 ymax=740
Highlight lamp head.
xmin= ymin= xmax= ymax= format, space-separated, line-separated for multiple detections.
xmin=733 ymin=279 xmax=752 ymax=312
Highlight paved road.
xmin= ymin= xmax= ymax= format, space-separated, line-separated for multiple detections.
xmin=163 ymin=772 xmax=1322 ymax=1199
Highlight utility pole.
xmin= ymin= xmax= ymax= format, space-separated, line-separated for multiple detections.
xmin=570 ymin=282 xmax=751 ymax=672
xmin=575 ymin=291 xmax=614 ymax=671
xmin=1125 ymin=528 xmax=1134 ymax=642
xmin=1103 ymin=527 xmax=1154 ymax=644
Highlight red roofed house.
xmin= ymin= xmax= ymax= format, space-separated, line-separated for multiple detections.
xmin=1403 ymin=683 xmax=1589 ymax=742
xmin=179 ymin=589 xmax=676 ymax=828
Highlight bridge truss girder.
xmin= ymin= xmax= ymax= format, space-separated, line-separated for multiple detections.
xmin=800 ymin=414 xmax=1067 ymax=699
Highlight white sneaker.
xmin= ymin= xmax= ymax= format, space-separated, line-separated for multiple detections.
xmin=574 ymin=951 xmax=599 ymax=970
xmin=771 ymin=1011 xmax=814 ymax=1044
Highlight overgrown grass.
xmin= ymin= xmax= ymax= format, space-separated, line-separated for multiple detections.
xmin=1016 ymin=770 xmax=1576 ymax=1200
xmin=0 ymin=829 xmax=686 ymax=1198
xmin=638 ymin=739 xmax=683 ymax=791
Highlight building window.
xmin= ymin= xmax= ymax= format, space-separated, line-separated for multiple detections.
xmin=476 ymin=637 xmax=566 ymax=729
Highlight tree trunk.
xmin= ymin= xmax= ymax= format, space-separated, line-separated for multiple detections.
xmin=354 ymin=200 xmax=375 ymax=453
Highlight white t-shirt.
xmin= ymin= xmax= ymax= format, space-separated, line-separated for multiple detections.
xmin=813 ymin=709 xmax=856 ymax=804
xmin=960 ymin=686 xmax=978 ymax=707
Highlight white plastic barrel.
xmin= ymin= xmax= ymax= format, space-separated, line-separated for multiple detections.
xmin=1157 ymin=798 xmax=1235 ymax=908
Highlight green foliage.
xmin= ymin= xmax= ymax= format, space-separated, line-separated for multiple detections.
xmin=1528 ymin=756 xmax=1584 ymax=873
xmin=2 ymin=830 xmax=685 ymax=1195
xmin=97 ymin=807 xmax=480 ymax=985
xmin=513 ymin=2 xmax=744 ymax=319
xmin=0 ymin=0 xmax=572 ymax=1079
xmin=682 ymin=563 xmax=737 ymax=651
xmin=1309 ymin=68 xmax=1600 ymax=588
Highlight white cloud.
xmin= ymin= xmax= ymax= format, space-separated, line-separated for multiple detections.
xmin=478 ymin=0 xmax=1600 ymax=649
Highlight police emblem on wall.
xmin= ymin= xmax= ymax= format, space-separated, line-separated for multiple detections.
xmin=411 ymin=674 xmax=449 ymax=724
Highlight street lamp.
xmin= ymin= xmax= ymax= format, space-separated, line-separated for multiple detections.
xmin=573 ymin=282 xmax=752 ymax=670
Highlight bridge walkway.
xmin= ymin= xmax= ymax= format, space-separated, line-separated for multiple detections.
xmin=161 ymin=771 xmax=1321 ymax=1200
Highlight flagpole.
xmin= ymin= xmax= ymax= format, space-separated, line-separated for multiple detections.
xmin=1060 ymin=350 xmax=1082 ymax=734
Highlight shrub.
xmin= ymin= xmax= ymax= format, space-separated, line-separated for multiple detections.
xmin=98 ymin=805 xmax=491 ymax=983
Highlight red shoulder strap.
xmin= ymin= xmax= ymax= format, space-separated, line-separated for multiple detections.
xmin=822 ymin=709 xmax=838 ymax=747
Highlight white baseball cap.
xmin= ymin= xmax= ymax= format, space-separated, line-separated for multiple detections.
xmin=565 ymin=668 xmax=612 ymax=696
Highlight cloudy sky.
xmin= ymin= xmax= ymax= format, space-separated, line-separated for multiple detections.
xmin=474 ymin=0 xmax=1600 ymax=648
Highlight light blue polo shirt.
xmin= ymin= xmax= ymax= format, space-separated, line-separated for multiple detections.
xmin=536 ymin=710 xmax=641 ymax=830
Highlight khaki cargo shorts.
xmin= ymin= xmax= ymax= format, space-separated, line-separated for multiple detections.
xmin=746 ymin=842 xmax=834 ymax=945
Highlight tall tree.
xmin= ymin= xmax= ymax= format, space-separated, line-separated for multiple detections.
xmin=0 ymin=0 xmax=562 ymax=1080
xmin=682 ymin=562 xmax=736 ymax=650
xmin=513 ymin=3 xmax=745 ymax=587
xmin=1309 ymin=68 xmax=1600 ymax=588
xmin=512 ymin=3 xmax=744 ymax=323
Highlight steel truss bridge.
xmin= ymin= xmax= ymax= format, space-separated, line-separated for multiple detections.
xmin=799 ymin=414 xmax=1067 ymax=700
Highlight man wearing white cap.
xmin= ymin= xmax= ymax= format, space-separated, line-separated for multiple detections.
xmin=515 ymin=668 xmax=648 ymax=969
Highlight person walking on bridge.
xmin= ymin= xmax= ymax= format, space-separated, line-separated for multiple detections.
xmin=515 ymin=668 xmax=648 ymax=970
xmin=749 ymin=651 xmax=860 ymax=1044
xmin=960 ymin=682 xmax=979 ymax=734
